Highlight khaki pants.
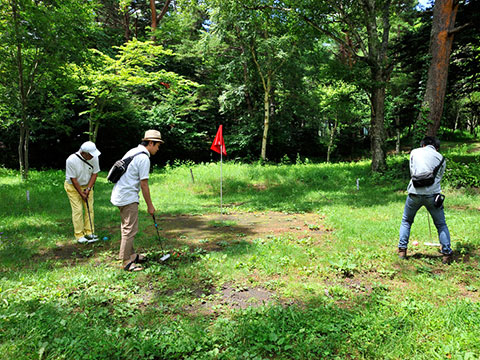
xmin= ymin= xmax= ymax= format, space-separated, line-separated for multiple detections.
xmin=118 ymin=202 xmax=139 ymax=261
xmin=64 ymin=181 xmax=94 ymax=239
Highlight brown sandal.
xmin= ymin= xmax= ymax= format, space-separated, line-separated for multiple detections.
xmin=124 ymin=261 xmax=143 ymax=272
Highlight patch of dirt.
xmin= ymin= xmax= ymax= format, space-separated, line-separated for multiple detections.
xmin=154 ymin=211 xmax=327 ymax=250
xmin=218 ymin=284 xmax=275 ymax=309
xmin=194 ymin=283 xmax=277 ymax=313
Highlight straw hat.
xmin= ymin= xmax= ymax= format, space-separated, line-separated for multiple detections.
xmin=142 ymin=130 xmax=164 ymax=143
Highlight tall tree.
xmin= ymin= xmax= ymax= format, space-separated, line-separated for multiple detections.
xmin=419 ymin=0 xmax=470 ymax=136
xmin=282 ymin=0 xmax=416 ymax=171
xmin=210 ymin=0 xmax=298 ymax=161
xmin=0 ymin=0 xmax=96 ymax=179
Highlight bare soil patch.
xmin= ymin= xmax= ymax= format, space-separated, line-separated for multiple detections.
xmin=155 ymin=211 xmax=327 ymax=249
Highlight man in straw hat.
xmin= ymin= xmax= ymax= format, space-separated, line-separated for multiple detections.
xmin=64 ymin=141 xmax=101 ymax=243
xmin=110 ymin=130 xmax=164 ymax=271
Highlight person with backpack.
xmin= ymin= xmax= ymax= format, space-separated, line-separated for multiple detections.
xmin=398 ymin=136 xmax=453 ymax=264
xmin=64 ymin=141 xmax=101 ymax=243
xmin=110 ymin=130 xmax=163 ymax=271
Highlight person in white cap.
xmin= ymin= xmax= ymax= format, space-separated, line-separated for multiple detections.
xmin=64 ymin=141 xmax=101 ymax=243
xmin=111 ymin=130 xmax=163 ymax=271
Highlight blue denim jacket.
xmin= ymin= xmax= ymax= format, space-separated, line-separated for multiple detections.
xmin=407 ymin=145 xmax=445 ymax=195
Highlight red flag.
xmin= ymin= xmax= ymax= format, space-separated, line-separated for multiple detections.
xmin=210 ymin=125 xmax=227 ymax=156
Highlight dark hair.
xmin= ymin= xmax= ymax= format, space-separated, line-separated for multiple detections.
xmin=420 ymin=136 xmax=440 ymax=150
xmin=140 ymin=140 xmax=161 ymax=146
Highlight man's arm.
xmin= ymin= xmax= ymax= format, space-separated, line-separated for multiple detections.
xmin=71 ymin=177 xmax=88 ymax=201
xmin=84 ymin=173 xmax=98 ymax=199
xmin=140 ymin=179 xmax=155 ymax=215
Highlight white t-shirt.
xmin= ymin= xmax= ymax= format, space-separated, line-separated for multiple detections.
xmin=65 ymin=151 xmax=100 ymax=185
xmin=110 ymin=145 xmax=151 ymax=207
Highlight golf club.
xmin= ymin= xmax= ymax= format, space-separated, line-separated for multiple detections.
xmin=84 ymin=197 xmax=98 ymax=242
xmin=152 ymin=214 xmax=170 ymax=261
xmin=424 ymin=210 xmax=440 ymax=247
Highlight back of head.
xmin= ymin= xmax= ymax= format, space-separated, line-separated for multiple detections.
xmin=420 ymin=136 xmax=440 ymax=151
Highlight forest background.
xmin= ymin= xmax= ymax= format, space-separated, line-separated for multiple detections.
xmin=0 ymin=0 xmax=479 ymax=174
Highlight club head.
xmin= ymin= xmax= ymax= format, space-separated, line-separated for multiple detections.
xmin=160 ymin=254 xmax=171 ymax=262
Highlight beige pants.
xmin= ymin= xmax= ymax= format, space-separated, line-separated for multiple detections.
xmin=64 ymin=181 xmax=94 ymax=239
xmin=118 ymin=202 xmax=139 ymax=262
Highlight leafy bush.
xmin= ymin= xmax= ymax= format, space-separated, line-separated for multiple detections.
xmin=443 ymin=157 xmax=480 ymax=188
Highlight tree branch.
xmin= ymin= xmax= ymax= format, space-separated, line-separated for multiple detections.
xmin=448 ymin=22 xmax=470 ymax=35
xmin=249 ymin=43 xmax=267 ymax=92
xmin=156 ymin=0 xmax=172 ymax=23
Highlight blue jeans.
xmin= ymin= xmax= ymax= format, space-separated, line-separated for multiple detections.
xmin=398 ymin=194 xmax=452 ymax=254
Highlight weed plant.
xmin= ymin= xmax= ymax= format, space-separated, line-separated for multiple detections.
xmin=1 ymin=141 xmax=480 ymax=359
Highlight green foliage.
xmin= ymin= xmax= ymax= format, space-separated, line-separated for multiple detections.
xmin=73 ymin=39 xmax=200 ymax=141
xmin=444 ymin=157 xmax=480 ymax=188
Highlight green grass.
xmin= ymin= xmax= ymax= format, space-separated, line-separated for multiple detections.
xmin=1 ymin=142 xmax=480 ymax=359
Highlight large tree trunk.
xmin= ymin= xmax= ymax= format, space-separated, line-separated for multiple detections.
xmin=420 ymin=0 xmax=459 ymax=136
xmin=362 ymin=0 xmax=391 ymax=172
xmin=370 ymin=83 xmax=387 ymax=172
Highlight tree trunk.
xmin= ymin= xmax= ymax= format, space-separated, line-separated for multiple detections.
xmin=327 ymin=116 xmax=338 ymax=163
xmin=454 ymin=105 xmax=460 ymax=130
xmin=123 ymin=6 xmax=131 ymax=41
xmin=420 ymin=0 xmax=459 ymax=136
xmin=260 ymin=78 xmax=271 ymax=161
xmin=395 ymin=116 xmax=400 ymax=154
xmin=362 ymin=0 xmax=391 ymax=172
xmin=370 ymin=83 xmax=387 ymax=172
xmin=150 ymin=0 xmax=158 ymax=39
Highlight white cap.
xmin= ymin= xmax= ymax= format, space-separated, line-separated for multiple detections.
xmin=80 ymin=141 xmax=101 ymax=157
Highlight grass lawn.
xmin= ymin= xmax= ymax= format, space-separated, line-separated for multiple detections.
xmin=1 ymin=141 xmax=480 ymax=359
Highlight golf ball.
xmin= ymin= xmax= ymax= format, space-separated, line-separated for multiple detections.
xmin=103 ymin=236 xmax=108 ymax=241
xmin=412 ymin=241 xmax=418 ymax=246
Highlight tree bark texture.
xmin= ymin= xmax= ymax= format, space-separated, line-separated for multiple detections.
xmin=370 ymin=83 xmax=387 ymax=171
xmin=421 ymin=0 xmax=459 ymax=136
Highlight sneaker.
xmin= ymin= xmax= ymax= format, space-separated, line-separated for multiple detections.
xmin=398 ymin=248 xmax=407 ymax=260
xmin=85 ymin=234 xmax=99 ymax=243
xmin=77 ymin=236 xmax=88 ymax=244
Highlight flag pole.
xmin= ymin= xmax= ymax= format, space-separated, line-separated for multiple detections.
xmin=220 ymin=144 xmax=223 ymax=217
